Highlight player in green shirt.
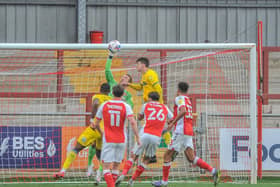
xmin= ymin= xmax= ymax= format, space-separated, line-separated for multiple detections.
xmin=105 ymin=55 xmax=134 ymax=108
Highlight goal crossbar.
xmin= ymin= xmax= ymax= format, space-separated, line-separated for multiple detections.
xmin=0 ymin=43 xmax=255 ymax=50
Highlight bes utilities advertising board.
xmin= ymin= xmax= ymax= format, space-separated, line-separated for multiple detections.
xmin=0 ymin=126 xmax=61 ymax=168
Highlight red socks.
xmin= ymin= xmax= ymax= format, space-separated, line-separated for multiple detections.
xmin=112 ymin=170 xmax=119 ymax=182
xmin=104 ymin=171 xmax=115 ymax=187
xmin=122 ymin=160 xmax=133 ymax=175
xmin=132 ymin=165 xmax=145 ymax=180
xmin=162 ymin=162 xmax=171 ymax=182
xmin=194 ymin=157 xmax=213 ymax=172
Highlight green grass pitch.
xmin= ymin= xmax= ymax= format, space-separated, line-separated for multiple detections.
xmin=1 ymin=177 xmax=280 ymax=187
xmin=2 ymin=182 xmax=280 ymax=187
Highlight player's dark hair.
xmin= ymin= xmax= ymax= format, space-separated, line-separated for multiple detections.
xmin=100 ymin=83 xmax=110 ymax=94
xmin=148 ymin=92 xmax=160 ymax=101
xmin=136 ymin=57 xmax=149 ymax=67
xmin=112 ymin=84 xmax=124 ymax=97
xmin=126 ymin=74 xmax=133 ymax=83
xmin=178 ymin=82 xmax=189 ymax=93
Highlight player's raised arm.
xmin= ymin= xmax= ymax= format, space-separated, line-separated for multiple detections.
xmin=105 ymin=41 xmax=121 ymax=86
xmin=105 ymin=55 xmax=117 ymax=86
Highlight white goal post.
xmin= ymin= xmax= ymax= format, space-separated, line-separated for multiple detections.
xmin=0 ymin=43 xmax=256 ymax=184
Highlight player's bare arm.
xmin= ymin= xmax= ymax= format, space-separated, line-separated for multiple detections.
xmin=137 ymin=113 xmax=144 ymax=121
xmin=128 ymin=116 xmax=141 ymax=146
xmin=90 ymin=98 xmax=99 ymax=121
xmin=167 ymin=107 xmax=186 ymax=131
xmin=91 ymin=119 xmax=102 ymax=135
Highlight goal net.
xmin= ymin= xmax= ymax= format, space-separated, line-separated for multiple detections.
xmin=0 ymin=43 xmax=256 ymax=184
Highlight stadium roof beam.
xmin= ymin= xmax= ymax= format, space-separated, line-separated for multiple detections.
xmin=87 ymin=1 xmax=280 ymax=8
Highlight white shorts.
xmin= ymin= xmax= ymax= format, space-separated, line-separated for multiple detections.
xmin=168 ymin=133 xmax=193 ymax=152
xmin=132 ymin=133 xmax=161 ymax=158
xmin=101 ymin=142 xmax=126 ymax=163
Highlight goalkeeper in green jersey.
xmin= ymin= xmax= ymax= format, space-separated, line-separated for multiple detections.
xmin=105 ymin=56 xmax=134 ymax=108
xmin=87 ymin=50 xmax=134 ymax=184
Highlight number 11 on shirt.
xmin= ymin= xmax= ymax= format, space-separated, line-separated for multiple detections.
xmin=109 ymin=110 xmax=120 ymax=127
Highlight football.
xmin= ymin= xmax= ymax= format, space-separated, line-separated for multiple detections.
xmin=108 ymin=40 xmax=121 ymax=54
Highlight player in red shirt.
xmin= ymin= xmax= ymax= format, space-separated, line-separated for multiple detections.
xmin=94 ymin=85 xmax=141 ymax=187
xmin=152 ymin=82 xmax=220 ymax=187
xmin=116 ymin=92 xmax=173 ymax=187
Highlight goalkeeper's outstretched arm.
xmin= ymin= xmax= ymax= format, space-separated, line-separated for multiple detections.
xmin=105 ymin=55 xmax=117 ymax=86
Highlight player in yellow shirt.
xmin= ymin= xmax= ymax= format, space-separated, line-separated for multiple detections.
xmin=87 ymin=83 xmax=112 ymax=182
xmin=129 ymin=57 xmax=163 ymax=104
xmin=54 ymin=83 xmax=111 ymax=180
xmin=128 ymin=57 xmax=171 ymax=163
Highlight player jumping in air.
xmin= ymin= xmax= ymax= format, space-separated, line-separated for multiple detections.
xmin=152 ymin=82 xmax=220 ymax=187
xmin=116 ymin=92 xmax=173 ymax=187
xmin=128 ymin=57 xmax=171 ymax=163
xmin=93 ymin=85 xmax=141 ymax=187
xmin=53 ymin=83 xmax=111 ymax=183
xmin=129 ymin=57 xmax=163 ymax=104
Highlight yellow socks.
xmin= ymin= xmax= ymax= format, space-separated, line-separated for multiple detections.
xmin=62 ymin=150 xmax=77 ymax=170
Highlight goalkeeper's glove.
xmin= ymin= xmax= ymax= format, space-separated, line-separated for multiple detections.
xmin=108 ymin=49 xmax=115 ymax=58
xmin=162 ymin=129 xmax=171 ymax=145
xmin=108 ymin=48 xmax=119 ymax=57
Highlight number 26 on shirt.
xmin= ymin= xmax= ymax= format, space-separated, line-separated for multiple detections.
xmin=147 ymin=108 xmax=165 ymax=121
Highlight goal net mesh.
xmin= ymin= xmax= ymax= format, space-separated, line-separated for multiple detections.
xmin=0 ymin=45 xmax=254 ymax=184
